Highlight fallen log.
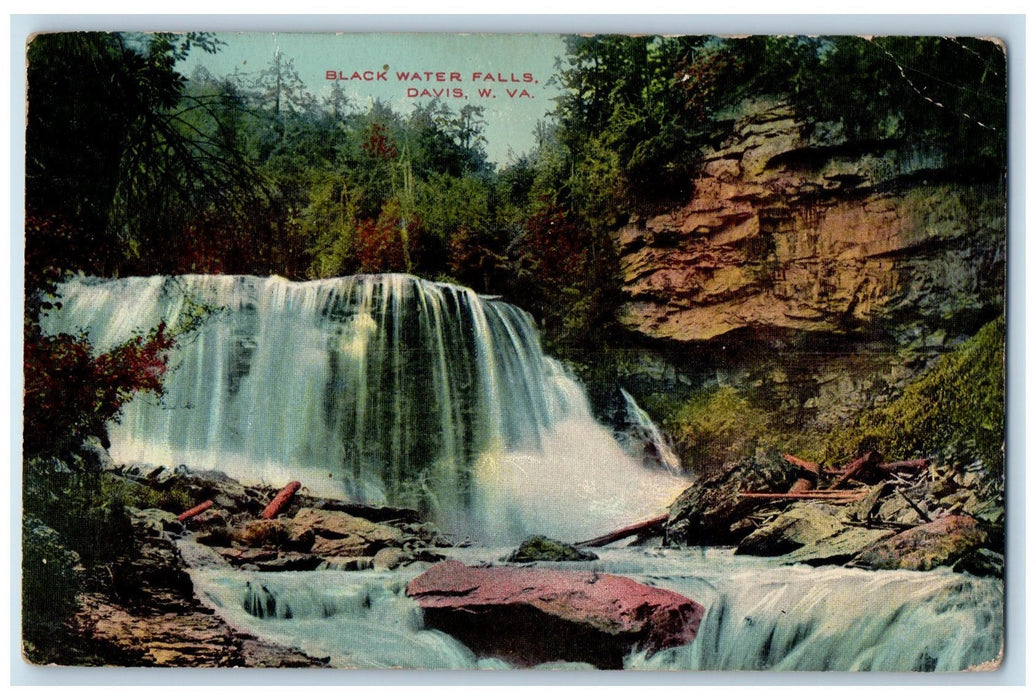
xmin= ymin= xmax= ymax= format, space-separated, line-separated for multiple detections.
xmin=828 ymin=451 xmax=881 ymax=490
xmin=177 ymin=499 xmax=214 ymax=522
xmin=739 ymin=489 xmax=869 ymax=503
xmin=261 ymin=481 xmax=302 ymax=519
xmin=782 ymin=454 xmax=820 ymax=474
xmin=875 ymin=459 xmax=929 ymax=471
xmin=575 ymin=514 xmax=668 ymax=548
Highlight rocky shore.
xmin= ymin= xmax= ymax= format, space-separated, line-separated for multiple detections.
xmin=665 ymin=450 xmax=1004 ymax=576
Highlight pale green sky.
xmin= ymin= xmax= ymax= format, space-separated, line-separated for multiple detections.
xmin=179 ymin=32 xmax=568 ymax=166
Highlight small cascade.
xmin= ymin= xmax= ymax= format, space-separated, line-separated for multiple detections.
xmin=184 ymin=544 xmax=1004 ymax=672
xmin=44 ymin=274 xmax=688 ymax=542
xmin=618 ymin=388 xmax=682 ymax=473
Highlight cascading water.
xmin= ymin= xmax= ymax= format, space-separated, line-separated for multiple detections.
xmin=44 ymin=273 xmax=1003 ymax=673
xmin=619 ymin=388 xmax=682 ymax=473
xmin=43 ymin=274 xmax=688 ymax=542
xmin=179 ymin=542 xmax=1004 ymax=671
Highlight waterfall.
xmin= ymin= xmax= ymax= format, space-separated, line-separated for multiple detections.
xmin=619 ymin=388 xmax=682 ymax=473
xmin=43 ymin=274 xmax=687 ymax=542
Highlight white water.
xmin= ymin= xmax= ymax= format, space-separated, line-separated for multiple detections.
xmin=619 ymin=388 xmax=682 ymax=473
xmin=44 ymin=274 xmax=688 ymax=543
xmin=180 ymin=541 xmax=1003 ymax=672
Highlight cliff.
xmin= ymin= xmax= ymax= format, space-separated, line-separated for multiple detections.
xmin=616 ymin=97 xmax=1005 ymax=347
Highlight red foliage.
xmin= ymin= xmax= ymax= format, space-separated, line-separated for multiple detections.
xmin=354 ymin=200 xmax=421 ymax=274
xmin=24 ymin=210 xmax=110 ymax=283
xmin=448 ymin=225 xmax=499 ymax=286
xmin=519 ymin=202 xmax=588 ymax=284
xmin=23 ymin=322 xmax=175 ymax=456
xmin=361 ymin=122 xmax=399 ymax=161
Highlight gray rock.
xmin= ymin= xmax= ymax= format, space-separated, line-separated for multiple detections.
xmin=128 ymin=507 xmax=184 ymax=537
xmin=503 ymin=535 xmax=599 ymax=563
xmin=735 ymin=503 xmax=845 ymax=557
xmin=372 ymin=546 xmax=411 ymax=570
xmin=666 ymin=452 xmax=800 ymax=547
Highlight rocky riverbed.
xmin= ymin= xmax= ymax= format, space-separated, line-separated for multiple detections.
xmin=24 ymin=436 xmax=1004 ymax=669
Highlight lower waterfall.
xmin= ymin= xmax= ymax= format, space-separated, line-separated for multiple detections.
xmin=180 ymin=542 xmax=1003 ymax=671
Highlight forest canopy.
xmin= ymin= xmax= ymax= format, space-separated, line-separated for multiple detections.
xmin=25 ymin=32 xmax=1007 ymax=350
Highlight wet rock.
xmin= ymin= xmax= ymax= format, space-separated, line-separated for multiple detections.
xmin=372 ymin=546 xmax=410 ymax=570
xmin=68 ymin=528 xmax=326 ymax=667
xmin=666 ymin=453 xmax=800 ymax=546
xmin=318 ymin=556 xmax=374 ymax=571
xmin=776 ymin=526 xmax=895 ymax=566
xmin=952 ymin=548 xmax=1004 ymax=578
xmin=251 ymin=552 xmax=324 ymax=572
xmin=503 ymin=535 xmax=599 ymax=563
xmin=406 ymin=560 xmax=704 ymax=669
xmin=310 ymin=534 xmax=370 ymax=558
xmin=735 ymin=502 xmax=845 ymax=556
xmin=850 ymin=515 xmax=987 ymax=571
xmin=232 ymin=519 xmax=289 ymax=547
xmin=294 ymin=497 xmax=422 ymax=524
xmin=735 ymin=502 xmax=895 ymax=565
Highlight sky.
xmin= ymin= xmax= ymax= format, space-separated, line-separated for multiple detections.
xmin=178 ymin=32 xmax=568 ymax=166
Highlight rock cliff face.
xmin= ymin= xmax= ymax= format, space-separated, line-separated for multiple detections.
xmin=616 ymin=98 xmax=1005 ymax=347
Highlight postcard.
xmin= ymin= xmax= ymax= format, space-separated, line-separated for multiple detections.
xmin=20 ymin=29 xmax=1007 ymax=672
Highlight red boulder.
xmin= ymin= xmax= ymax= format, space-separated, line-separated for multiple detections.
xmin=406 ymin=560 xmax=704 ymax=669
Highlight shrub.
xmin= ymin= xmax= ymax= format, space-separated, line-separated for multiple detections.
xmin=665 ymin=386 xmax=774 ymax=475
xmin=822 ymin=316 xmax=1005 ymax=477
xmin=23 ymin=322 xmax=174 ymax=457
xmin=21 ymin=516 xmax=82 ymax=660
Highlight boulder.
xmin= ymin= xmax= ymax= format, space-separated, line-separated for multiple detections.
xmin=776 ymin=526 xmax=895 ymax=566
xmin=666 ymin=453 xmax=800 ymax=546
xmin=503 ymin=535 xmax=598 ymax=563
xmin=406 ymin=560 xmax=704 ymax=669
xmin=850 ymin=515 xmax=987 ymax=571
xmin=293 ymin=507 xmax=403 ymax=543
xmin=372 ymin=547 xmax=410 ymax=570
xmin=127 ymin=507 xmax=184 ymax=537
xmin=230 ymin=519 xmax=314 ymax=552
xmin=735 ymin=502 xmax=844 ymax=556
xmin=735 ymin=502 xmax=895 ymax=565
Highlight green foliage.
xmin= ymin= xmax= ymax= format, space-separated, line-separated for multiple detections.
xmin=822 ymin=316 xmax=1006 ymax=477
xmin=98 ymin=473 xmax=196 ymax=515
xmin=663 ymin=386 xmax=775 ymax=475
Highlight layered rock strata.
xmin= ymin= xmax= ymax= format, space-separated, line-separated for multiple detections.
xmin=617 ymin=98 xmax=1005 ymax=345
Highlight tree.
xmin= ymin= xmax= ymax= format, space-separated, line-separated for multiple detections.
xmin=26 ymin=32 xmax=268 ymax=277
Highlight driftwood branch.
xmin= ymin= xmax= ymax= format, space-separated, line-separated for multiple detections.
xmin=739 ymin=489 xmax=869 ymax=503
xmin=875 ymin=459 xmax=929 ymax=471
xmin=261 ymin=481 xmax=302 ymax=519
xmin=782 ymin=454 xmax=820 ymax=474
xmin=828 ymin=451 xmax=881 ymax=490
xmin=575 ymin=514 xmax=668 ymax=548
xmin=177 ymin=499 xmax=214 ymax=522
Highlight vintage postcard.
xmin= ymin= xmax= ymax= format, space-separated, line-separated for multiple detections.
xmin=20 ymin=30 xmax=1007 ymax=672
